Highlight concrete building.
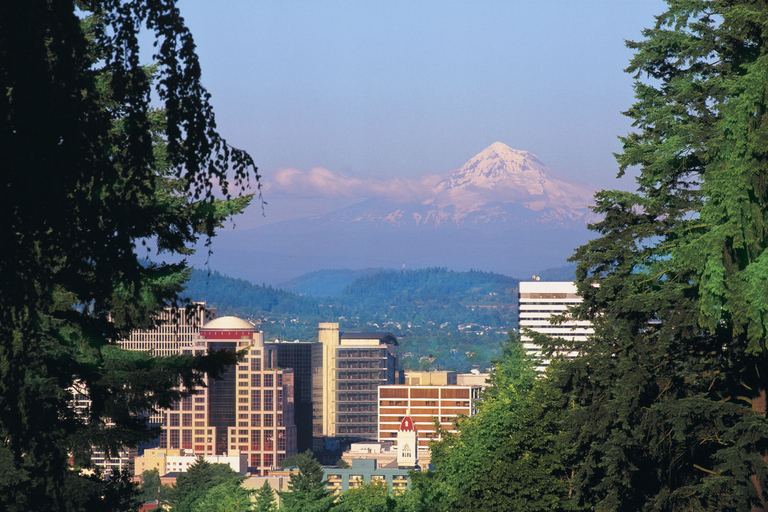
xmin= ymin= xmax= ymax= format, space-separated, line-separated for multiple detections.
xmin=456 ymin=371 xmax=491 ymax=389
xmin=341 ymin=441 xmax=398 ymax=469
xmin=403 ymin=371 xmax=456 ymax=386
xmin=134 ymin=448 xmax=248 ymax=476
xmin=119 ymin=303 xmax=217 ymax=356
xmin=324 ymin=458 xmax=411 ymax=495
xmin=378 ymin=384 xmax=481 ymax=455
xmin=518 ymin=281 xmax=593 ymax=371
xmin=70 ymin=381 xmax=138 ymax=476
xmin=313 ymin=323 xmax=399 ymax=452
xmin=158 ymin=316 xmax=297 ymax=475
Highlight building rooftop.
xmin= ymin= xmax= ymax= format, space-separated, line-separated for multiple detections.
xmin=202 ymin=316 xmax=256 ymax=331
xmin=340 ymin=332 xmax=398 ymax=346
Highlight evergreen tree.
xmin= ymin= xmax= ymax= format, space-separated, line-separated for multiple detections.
xmin=551 ymin=1 xmax=768 ymax=510
xmin=278 ymin=450 xmax=335 ymax=512
xmin=253 ymin=481 xmax=278 ymax=512
xmin=335 ymin=482 xmax=396 ymax=512
xmin=167 ymin=459 xmax=245 ymax=512
xmin=191 ymin=480 xmax=254 ymax=512
xmin=428 ymin=337 xmax=579 ymax=512
xmin=0 ymin=1 xmax=258 ymax=510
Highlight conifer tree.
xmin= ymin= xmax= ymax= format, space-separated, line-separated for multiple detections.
xmin=254 ymin=481 xmax=278 ymax=512
xmin=550 ymin=1 xmax=768 ymax=510
xmin=0 ymin=1 xmax=258 ymax=510
xmin=278 ymin=450 xmax=335 ymax=512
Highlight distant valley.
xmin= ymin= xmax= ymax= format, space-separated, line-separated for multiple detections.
xmin=182 ymin=264 xmax=575 ymax=371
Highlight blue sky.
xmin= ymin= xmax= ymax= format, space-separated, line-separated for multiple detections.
xmin=176 ymin=0 xmax=667 ymax=227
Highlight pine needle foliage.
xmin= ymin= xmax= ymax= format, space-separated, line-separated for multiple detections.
xmin=548 ymin=1 xmax=768 ymax=510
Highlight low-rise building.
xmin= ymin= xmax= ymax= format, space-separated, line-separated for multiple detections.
xmin=324 ymin=459 xmax=411 ymax=494
xmin=378 ymin=384 xmax=482 ymax=456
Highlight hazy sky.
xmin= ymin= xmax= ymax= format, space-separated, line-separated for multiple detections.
xmin=176 ymin=0 xmax=667 ymax=227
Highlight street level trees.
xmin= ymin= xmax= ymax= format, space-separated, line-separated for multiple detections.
xmin=0 ymin=1 xmax=258 ymax=510
xmin=427 ymin=338 xmax=579 ymax=512
xmin=548 ymin=1 xmax=768 ymax=510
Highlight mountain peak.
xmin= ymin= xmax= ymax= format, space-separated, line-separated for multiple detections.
xmin=433 ymin=142 xmax=597 ymax=215
xmin=480 ymin=142 xmax=544 ymax=167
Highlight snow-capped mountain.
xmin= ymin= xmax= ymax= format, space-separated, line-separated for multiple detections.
xmin=315 ymin=142 xmax=598 ymax=228
xmin=202 ymin=142 xmax=600 ymax=284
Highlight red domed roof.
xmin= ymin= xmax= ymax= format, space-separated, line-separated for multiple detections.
xmin=400 ymin=415 xmax=415 ymax=432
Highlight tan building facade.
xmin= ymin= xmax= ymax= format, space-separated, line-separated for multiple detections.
xmin=159 ymin=316 xmax=297 ymax=475
xmin=314 ymin=323 xmax=399 ymax=449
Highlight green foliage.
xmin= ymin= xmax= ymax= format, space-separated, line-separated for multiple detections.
xmin=253 ymin=481 xmax=278 ymax=512
xmin=138 ymin=468 xmax=170 ymax=504
xmin=335 ymin=458 xmax=350 ymax=469
xmin=184 ymin=267 xmax=518 ymax=370
xmin=278 ymin=450 xmax=335 ymax=512
xmin=426 ymin=337 xmax=579 ymax=512
xmin=0 ymin=1 xmax=256 ymax=510
xmin=335 ymin=482 xmax=396 ymax=512
xmin=167 ymin=459 xmax=245 ymax=512
xmin=547 ymin=1 xmax=768 ymax=510
xmin=191 ymin=481 xmax=254 ymax=512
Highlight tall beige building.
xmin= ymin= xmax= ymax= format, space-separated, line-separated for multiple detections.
xmin=159 ymin=316 xmax=297 ymax=475
xmin=518 ymin=281 xmax=593 ymax=371
xmin=314 ymin=323 xmax=399 ymax=450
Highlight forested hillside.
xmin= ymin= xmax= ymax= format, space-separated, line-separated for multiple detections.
xmin=182 ymin=267 xmax=520 ymax=371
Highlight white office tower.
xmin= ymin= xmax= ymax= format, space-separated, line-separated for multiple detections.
xmin=518 ymin=281 xmax=593 ymax=372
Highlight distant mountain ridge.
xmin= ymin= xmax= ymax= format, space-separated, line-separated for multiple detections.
xmin=198 ymin=142 xmax=599 ymax=284
xmin=311 ymin=142 xmax=599 ymax=229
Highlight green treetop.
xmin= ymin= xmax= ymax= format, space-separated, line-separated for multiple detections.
xmin=278 ymin=450 xmax=335 ymax=512
xmin=0 ymin=1 xmax=258 ymax=510
xmin=548 ymin=1 xmax=768 ymax=510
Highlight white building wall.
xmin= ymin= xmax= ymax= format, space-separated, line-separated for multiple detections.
xmin=518 ymin=281 xmax=593 ymax=371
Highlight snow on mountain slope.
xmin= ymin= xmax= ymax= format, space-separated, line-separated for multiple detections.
xmin=316 ymin=142 xmax=599 ymax=227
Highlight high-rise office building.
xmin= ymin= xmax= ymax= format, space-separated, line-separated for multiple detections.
xmin=313 ymin=323 xmax=399 ymax=451
xmin=119 ymin=303 xmax=217 ymax=356
xmin=159 ymin=316 xmax=297 ymax=475
xmin=518 ymin=281 xmax=593 ymax=371
xmin=267 ymin=340 xmax=319 ymax=453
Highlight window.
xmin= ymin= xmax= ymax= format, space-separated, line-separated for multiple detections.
xmin=264 ymin=390 xmax=273 ymax=411
xmin=169 ymin=414 xmax=179 ymax=427
xmin=251 ymin=374 xmax=261 ymax=387
xmin=251 ymin=358 xmax=261 ymax=372
xmin=169 ymin=430 xmax=179 ymax=449
xmin=251 ymin=414 xmax=261 ymax=427
xmin=251 ymin=390 xmax=261 ymax=411
xmin=264 ymin=414 xmax=273 ymax=427
xmin=182 ymin=429 xmax=192 ymax=449
xmin=182 ymin=413 xmax=192 ymax=427
xmin=277 ymin=431 xmax=286 ymax=451
xmin=251 ymin=430 xmax=261 ymax=450
xmin=264 ymin=374 xmax=274 ymax=387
